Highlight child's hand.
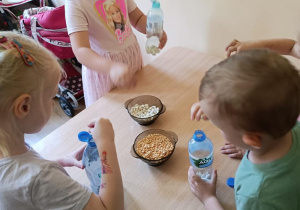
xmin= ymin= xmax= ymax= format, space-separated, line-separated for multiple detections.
xmin=191 ymin=102 xmax=209 ymax=121
xmin=188 ymin=166 xmax=218 ymax=204
xmin=56 ymin=145 xmax=85 ymax=169
xmin=159 ymin=30 xmax=167 ymax=49
xmin=109 ymin=62 xmax=136 ymax=89
xmin=220 ymin=142 xmax=245 ymax=159
xmin=87 ymin=118 xmax=115 ymax=145
xmin=225 ymin=39 xmax=253 ymax=57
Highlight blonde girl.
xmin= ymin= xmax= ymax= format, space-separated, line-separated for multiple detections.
xmin=0 ymin=32 xmax=123 ymax=210
xmin=104 ymin=0 xmax=126 ymax=32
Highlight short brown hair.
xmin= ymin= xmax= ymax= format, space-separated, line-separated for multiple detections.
xmin=200 ymin=49 xmax=300 ymax=138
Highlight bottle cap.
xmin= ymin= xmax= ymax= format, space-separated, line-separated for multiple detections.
xmin=78 ymin=131 xmax=96 ymax=147
xmin=227 ymin=177 xmax=235 ymax=188
xmin=152 ymin=1 xmax=160 ymax=8
xmin=193 ymin=130 xmax=206 ymax=142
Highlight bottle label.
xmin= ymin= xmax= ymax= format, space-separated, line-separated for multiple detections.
xmin=190 ymin=154 xmax=213 ymax=168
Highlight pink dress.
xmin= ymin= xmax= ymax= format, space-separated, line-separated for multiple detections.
xmin=65 ymin=0 xmax=143 ymax=107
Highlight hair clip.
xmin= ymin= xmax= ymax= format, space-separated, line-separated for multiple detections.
xmin=0 ymin=35 xmax=14 ymax=50
xmin=0 ymin=35 xmax=7 ymax=43
xmin=11 ymin=39 xmax=34 ymax=66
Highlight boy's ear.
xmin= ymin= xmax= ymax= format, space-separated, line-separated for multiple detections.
xmin=14 ymin=94 xmax=31 ymax=119
xmin=242 ymin=133 xmax=262 ymax=149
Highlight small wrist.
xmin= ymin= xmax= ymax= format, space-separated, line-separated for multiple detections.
xmin=203 ymin=195 xmax=217 ymax=206
xmin=94 ymin=138 xmax=115 ymax=147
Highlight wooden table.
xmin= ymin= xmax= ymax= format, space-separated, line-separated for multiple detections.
xmin=34 ymin=47 xmax=240 ymax=210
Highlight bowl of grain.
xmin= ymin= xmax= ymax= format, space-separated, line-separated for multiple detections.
xmin=124 ymin=95 xmax=166 ymax=125
xmin=130 ymin=129 xmax=178 ymax=166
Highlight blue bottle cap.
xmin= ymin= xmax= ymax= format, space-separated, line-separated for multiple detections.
xmin=152 ymin=1 xmax=160 ymax=8
xmin=78 ymin=131 xmax=96 ymax=147
xmin=193 ymin=130 xmax=206 ymax=142
xmin=227 ymin=177 xmax=235 ymax=188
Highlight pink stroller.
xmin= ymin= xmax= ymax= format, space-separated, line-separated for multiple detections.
xmin=19 ymin=5 xmax=84 ymax=117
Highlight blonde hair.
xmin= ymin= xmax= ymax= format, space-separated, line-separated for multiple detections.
xmin=200 ymin=49 xmax=300 ymax=138
xmin=0 ymin=31 xmax=62 ymax=156
xmin=103 ymin=0 xmax=125 ymax=31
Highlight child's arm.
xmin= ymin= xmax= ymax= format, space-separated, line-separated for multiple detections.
xmin=225 ymin=39 xmax=297 ymax=58
xmin=129 ymin=7 xmax=167 ymax=49
xmin=188 ymin=166 xmax=223 ymax=210
xmin=83 ymin=118 xmax=124 ymax=210
xmin=70 ymin=32 xmax=135 ymax=89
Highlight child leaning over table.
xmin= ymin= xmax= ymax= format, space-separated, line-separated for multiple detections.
xmin=218 ymin=37 xmax=300 ymax=159
xmin=0 ymin=32 xmax=123 ymax=210
xmin=189 ymin=49 xmax=300 ymax=209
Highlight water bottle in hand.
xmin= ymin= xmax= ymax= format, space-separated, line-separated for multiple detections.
xmin=146 ymin=0 xmax=163 ymax=56
xmin=78 ymin=131 xmax=102 ymax=194
xmin=188 ymin=130 xmax=214 ymax=181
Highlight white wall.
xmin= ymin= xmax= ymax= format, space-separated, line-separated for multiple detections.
xmin=134 ymin=0 xmax=300 ymax=68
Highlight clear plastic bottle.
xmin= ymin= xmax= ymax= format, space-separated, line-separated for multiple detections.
xmin=188 ymin=130 xmax=214 ymax=181
xmin=146 ymin=0 xmax=163 ymax=56
xmin=78 ymin=131 xmax=101 ymax=194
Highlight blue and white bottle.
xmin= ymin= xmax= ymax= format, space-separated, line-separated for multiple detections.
xmin=188 ymin=130 xmax=214 ymax=181
xmin=78 ymin=131 xmax=102 ymax=194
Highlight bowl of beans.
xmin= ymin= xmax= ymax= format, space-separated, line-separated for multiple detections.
xmin=124 ymin=95 xmax=166 ymax=125
xmin=130 ymin=129 xmax=178 ymax=166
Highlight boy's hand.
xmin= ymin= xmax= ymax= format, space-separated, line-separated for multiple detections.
xmin=225 ymin=39 xmax=254 ymax=57
xmin=56 ymin=145 xmax=85 ymax=169
xmin=87 ymin=118 xmax=115 ymax=145
xmin=191 ymin=102 xmax=209 ymax=121
xmin=220 ymin=142 xmax=245 ymax=159
xmin=159 ymin=30 xmax=167 ymax=49
xmin=188 ymin=166 xmax=218 ymax=204
xmin=109 ymin=62 xmax=136 ymax=89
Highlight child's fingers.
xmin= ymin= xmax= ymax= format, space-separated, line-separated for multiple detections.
xmin=210 ymin=169 xmax=218 ymax=185
xmin=87 ymin=118 xmax=98 ymax=128
xmin=226 ymin=46 xmax=237 ymax=57
xmin=202 ymin=114 xmax=209 ymax=121
xmin=220 ymin=147 xmax=237 ymax=154
xmin=76 ymin=145 xmax=86 ymax=160
xmin=225 ymin=39 xmax=237 ymax=51
xmin=220 ymin=143 xmax=235 ymax=150
xmin=228 ymin=152 xmax=243 ymax=159
xmin=195 ymin=110 xmax=203 ymax=121
xmin=190 ymin=103 xmax=200 ymax=120
xmin=74 ymin=160 xmax=84 ymax=169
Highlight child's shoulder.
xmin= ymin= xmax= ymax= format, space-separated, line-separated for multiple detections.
xmin=0 ymin=147 xmax=65 ymax=178
xmin=0 ymin=148 xmax=91 ymax=209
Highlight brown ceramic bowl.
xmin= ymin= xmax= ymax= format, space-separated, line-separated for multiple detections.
xmin=130 ymin=129 xmax=178 ymax=166
xmin=124 ymin=95 xmax=166 ymax=125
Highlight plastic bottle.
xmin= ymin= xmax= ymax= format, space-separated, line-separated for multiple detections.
xmin=78 ymin=131 xmax=102 ymax=194
xmin=188 ymin=130 xmax=214 ymax=181
xmin=146 ymin=0 xmax=163 ymax=56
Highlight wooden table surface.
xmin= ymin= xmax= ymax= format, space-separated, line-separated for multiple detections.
xmin=34 ymin=47 xmax=240 ymax=210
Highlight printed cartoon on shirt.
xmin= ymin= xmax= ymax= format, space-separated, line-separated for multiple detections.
xmin=94 ymin=0 xmax=132 ymax=44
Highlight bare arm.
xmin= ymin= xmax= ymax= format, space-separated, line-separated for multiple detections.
xmin=226 ymin=38 xmax=297 ymax=57
xmin=84 ymin=118 xmax=124 ymax=210
xmin=69 ymin=31 xmax=135 ymax=88
xmin=70 ymin=31 xmax=112 ymax=74
xmin=290 ymin=42 xmax=300 ymax=59
xmin=129 ymin=7 xmax=147 ymax=34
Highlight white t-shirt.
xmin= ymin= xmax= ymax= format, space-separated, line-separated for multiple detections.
xmin=65 ymin=0 xmax=138 ymax=54
xmin=0 ymin=145 xmax=92 ymax=210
